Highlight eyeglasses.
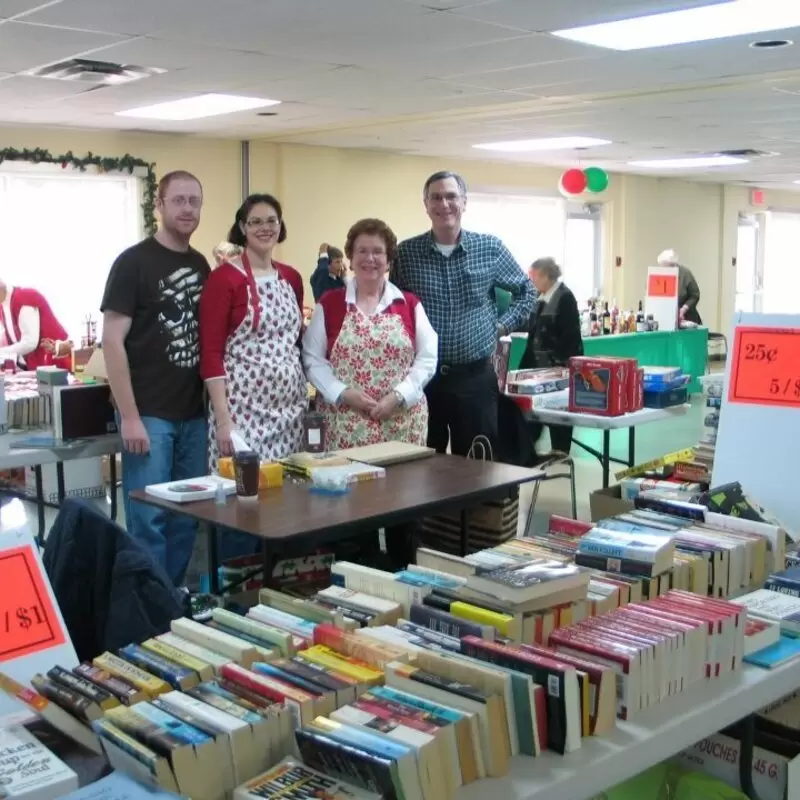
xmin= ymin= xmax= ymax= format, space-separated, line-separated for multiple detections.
xmin=245 ymin=217 xmax=281 ymax=229
xmin=426 ymin=192 xmax=462 ymax=204
xmin=166 ymin=195 xmax=202 ymax=209
xmin=354 ymin=248 xmax=387 ymax=259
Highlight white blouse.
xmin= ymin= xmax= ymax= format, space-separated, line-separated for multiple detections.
xmin=303 ymin=280 xmax=438 ymax=406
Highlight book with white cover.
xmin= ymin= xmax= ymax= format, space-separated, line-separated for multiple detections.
xmin=0 ymin=725 xmax=78 ymax=799
xmin=145 ymin=476 xmax=235 ymax=503
xmin=578 ymin=527 xmax=676 ymax=568
xmin=736 ymin=589 xmax=800 ymax=635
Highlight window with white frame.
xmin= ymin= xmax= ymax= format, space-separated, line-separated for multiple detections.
xmin=462 ymin=191 xmax=602 ymax=304
xmin=0 ymin=164 xmax=143 ymax=344
xmin=564 ymin=203 xmax=603 ymax=308
xmin=463 ymin=192 xmax=566 ymax=271
xmin=762 ymin=210 xmax=800 ymax=314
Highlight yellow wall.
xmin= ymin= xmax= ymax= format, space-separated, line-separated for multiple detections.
xmin=3 ymin=125 xmax=790 ymax=331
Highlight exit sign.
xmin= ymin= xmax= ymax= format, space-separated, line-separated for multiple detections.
xmin=750 ymin=189 xmax=765 ymax=206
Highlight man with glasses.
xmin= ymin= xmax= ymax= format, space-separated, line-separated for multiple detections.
xmin=101 ymin=170 xmax=210 ymax=586
xmin=394 ymin=171 xmax=534 ymax=456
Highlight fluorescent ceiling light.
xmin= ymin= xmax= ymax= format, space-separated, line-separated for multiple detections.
xmin=116 ymin=93 xmax=280 ymax=120
xmin=552 ymin=0 xmax=800 ymax=51
xmin=629 ymin=156 xmax=749 ymax=168
xmin=473 ymin=136 xmax=612 ymax=152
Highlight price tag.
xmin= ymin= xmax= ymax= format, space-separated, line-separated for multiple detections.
xmin=729 ymin=326 xmax=800 ymax=408
xmin=0 ymin=545 xmax=66 ymax=663
xmin=647 ymin=274 xmax=677 ymax=298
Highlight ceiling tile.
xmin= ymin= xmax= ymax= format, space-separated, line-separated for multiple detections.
xmin=0 ymin=0 xmax=62 ymax=19
xmin=0 ymin=19 xmax=125 ymax=72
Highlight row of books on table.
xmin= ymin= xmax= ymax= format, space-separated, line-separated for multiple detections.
xmin=2 ymin=535 xmax=783 ymax=800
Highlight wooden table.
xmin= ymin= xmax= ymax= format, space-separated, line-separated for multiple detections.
xmin=130 ymin=455 xmax=542 ymax=594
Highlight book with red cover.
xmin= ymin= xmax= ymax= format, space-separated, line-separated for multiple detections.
xmin=518 ymin=644 xmax=616 ymax=735
xmin=548 ymin=626 xmax=640 ymax=720
xmin=460 ymin=635 xmax=580 ymax=754
xmin=547 ymin=516 xmax=593 ymax=538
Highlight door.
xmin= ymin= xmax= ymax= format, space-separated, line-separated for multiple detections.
xmin=734 ymin=212 xmax=764 ymax=313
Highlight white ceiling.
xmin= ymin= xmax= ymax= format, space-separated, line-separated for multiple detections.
xmin=2 ymin=0 xmax=800 ymax=184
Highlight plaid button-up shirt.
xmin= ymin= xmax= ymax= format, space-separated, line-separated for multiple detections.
xmin=394 ymin=230 xmax=535 ymax=365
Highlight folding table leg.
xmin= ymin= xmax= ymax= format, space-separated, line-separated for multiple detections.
xmin=738 ymin=714 xmax=763 ymax=800
xmin=108 ymin=454 xmax=118 ymax=521
xmin=56 ymin=462 xmax=66 ymax=504
xmin=602 ymin=430 xmax=611 ymax=488
xmin=207 ymin=523 xmax=220 ymax=596
xmin=459 ymin=509 xmax=469 ymax=557
xmin=34 ymin=465 xmax=45 ymax=545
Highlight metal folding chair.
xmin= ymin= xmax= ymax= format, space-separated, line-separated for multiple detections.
xmin=521 ymin=452 xmax=578 ymax=538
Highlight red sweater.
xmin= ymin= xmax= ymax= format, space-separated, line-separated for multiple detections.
xmin=199 ymin=257 xmax=304 ymax=380
xmin=3 ymin=287 xmax=70 ymax=370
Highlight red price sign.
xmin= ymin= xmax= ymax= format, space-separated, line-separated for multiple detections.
xmin=729 ymin=326 xmax=800 ymax=408
xmin=647 ymin=274 xmax=678 ymax=298
xmin=0 ymin=545 xmax=65 ymax=663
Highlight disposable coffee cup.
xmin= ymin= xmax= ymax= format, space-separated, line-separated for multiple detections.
xmin=233 ymin=450 xmax=260 ymax=502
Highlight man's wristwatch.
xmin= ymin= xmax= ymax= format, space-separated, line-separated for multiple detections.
xmin=393 ymin=390 xmax=406 ymax=408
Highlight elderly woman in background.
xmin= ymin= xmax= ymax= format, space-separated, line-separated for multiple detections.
xmin=657 ymin=248 xmax=702 ymax=324
xmin=519 ymin=257 xmax=583 ymax=461
xmin=303 ymin=217 xmax=437 ymax=567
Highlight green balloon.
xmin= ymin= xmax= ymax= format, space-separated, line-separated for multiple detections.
xmin=584 ymin=166 xmax=609 ymax=193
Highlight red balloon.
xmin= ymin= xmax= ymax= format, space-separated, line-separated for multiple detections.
xmin=560 ymin=168 xmax=587 ymax=195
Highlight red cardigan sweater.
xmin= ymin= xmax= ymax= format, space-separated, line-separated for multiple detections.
xmin=199 ymin=258 xmax=304 ymax=380
xmin=3 ymin=287 xmax=70 ymax=370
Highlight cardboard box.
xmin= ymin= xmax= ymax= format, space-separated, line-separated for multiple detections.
xmin=589 ymin=484 xmax=635 ymax=522
xmin=569 ymin=356 xmax=629 ymax=416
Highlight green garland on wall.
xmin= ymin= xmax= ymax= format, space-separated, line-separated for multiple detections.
xmin=0 ymin=147 xmax=158 ymax=235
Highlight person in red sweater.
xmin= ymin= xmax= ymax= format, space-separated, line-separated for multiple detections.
xmin=0 ymin=282 xmax=72 ymax=370
xmin=199 ymin=193 xmax=306 ymax=474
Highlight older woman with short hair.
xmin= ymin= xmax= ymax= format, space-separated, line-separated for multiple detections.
xmin=303 ymin=217 xmax=437 ymax=451
xmin=519 ymin=256 xmax=583 ymax=459
xmin=303 ymin=218 xmax=438 ymax=568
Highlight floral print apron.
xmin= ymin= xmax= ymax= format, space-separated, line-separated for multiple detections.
xmin=208 ymin=275 xmax=306 ymax=470
xmin=317 ymin=305 xmax=428 ymax=450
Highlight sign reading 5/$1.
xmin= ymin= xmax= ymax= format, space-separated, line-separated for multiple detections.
xmin=0 ymin=545 xmax=66 ymax=663
xmin=728 ymin=326 xmax=800 ymax=409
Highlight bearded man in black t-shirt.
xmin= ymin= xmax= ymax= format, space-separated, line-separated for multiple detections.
xmin=101 ymin=170 xmax=210 ymax=586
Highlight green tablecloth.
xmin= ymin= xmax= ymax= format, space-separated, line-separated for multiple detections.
xmin=508 ymin=327 xmax=709 ymax=393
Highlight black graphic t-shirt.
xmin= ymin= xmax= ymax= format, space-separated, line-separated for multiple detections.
xmin=101 ymin=237 xmax=211 ymax=421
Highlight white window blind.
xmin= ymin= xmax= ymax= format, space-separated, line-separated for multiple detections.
xmin=462 ymin=193 xmax=567 ymax=271
xmin=0 ymin=166 xmax=142 ymax=343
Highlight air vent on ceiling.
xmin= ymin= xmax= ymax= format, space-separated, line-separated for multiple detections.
xmin=717 ymin=149 xmax=774 ymax=158
xmin=27 ymin=59 xmax=165 ymax=86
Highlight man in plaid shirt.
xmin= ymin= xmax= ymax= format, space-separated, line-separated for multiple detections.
xmin=394 ymin=171 xmax=535 ymax=456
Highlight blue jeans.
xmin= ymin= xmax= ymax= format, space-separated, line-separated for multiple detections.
xmin=121 ymin=416 xmax=208 ymax=586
